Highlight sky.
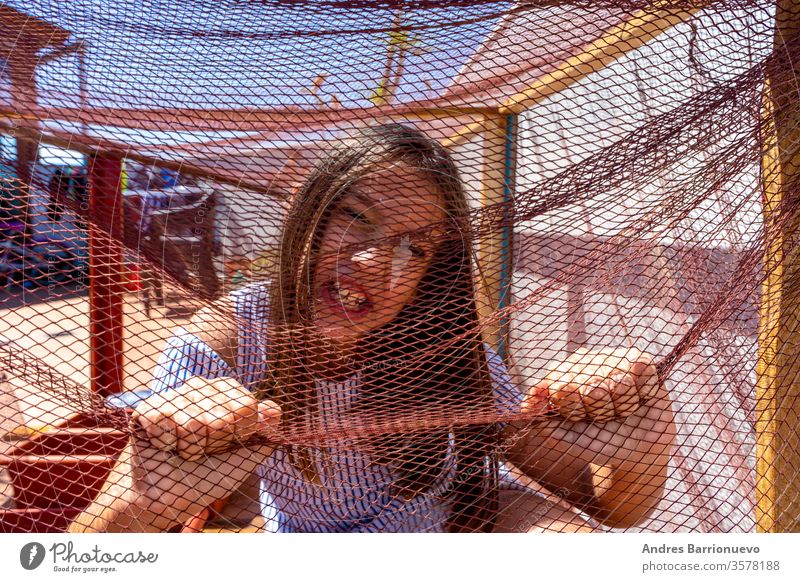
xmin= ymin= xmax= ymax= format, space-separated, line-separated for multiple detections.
xmin=1 ymin=0 xmax=509 ymax=162
xmin=7 ymin=0 xmax=505 ymax=110
xmin=3 ymin=0 xmax=775 ymax=174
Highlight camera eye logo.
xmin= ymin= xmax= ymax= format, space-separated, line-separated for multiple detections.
xmin=20 ymin=542 xmax=46 ymax=570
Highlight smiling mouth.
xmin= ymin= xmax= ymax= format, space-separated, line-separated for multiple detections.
xmin=322 ymin=279 xmax=372 ymax=314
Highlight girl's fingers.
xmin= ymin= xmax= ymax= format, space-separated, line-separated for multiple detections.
xmin=134 ymin=396 xmax=178 ymax=453
xmin=256 ymin=400 xmax=282 ymax=438
xmin=548 ymin=381 xmax=585 ymax=422
xmin=230 ymin=390 xmax=261 ymax=443
xmin=530 ymin=351 xmax=660 ymax=423
xmin=635 ymin=362 xmax=661 ymax=401
xmin=134 ymin=378 xmax=274 ymax=462
xmin=579 ymin=377 xmax=616 ymax=423
xmin=203 ymin=403 xmax=238 ymax=456
xmin=619 ymin=351 xmax=660 ymax=403
xmin=207 ymin=381 xmax=254 ymax=453
xmin=145 ymin=400 xmax=179 ymax=452
xmin=521 ymin=381 xmax=552 ymax=416
xmin=175 ymin=400 xmax=209 ymax=461
xmin=610 ymin=370 xmax=640 ymax=418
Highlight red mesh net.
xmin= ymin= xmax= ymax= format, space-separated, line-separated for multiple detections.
xmin=1 ymin=0 xmax=799 ymax=533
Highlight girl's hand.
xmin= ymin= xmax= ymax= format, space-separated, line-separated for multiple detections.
xmin=506 ymin=349 xmax=674 ymax=526
xmin=523 ymin=378 xmax=674 ymax=470
xmin=69 ymin=377 xmax=280 ymax=532
xmin=134 ymin=376 xmax=280 ymax=461
xmin=513 ymin=347 xmax=674 ymax=479
xmin=525 ymin=347 xmax=661 ymax=423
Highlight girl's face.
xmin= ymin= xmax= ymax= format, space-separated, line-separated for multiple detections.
xmin=312 ymin=164 xmax=446 ymax=344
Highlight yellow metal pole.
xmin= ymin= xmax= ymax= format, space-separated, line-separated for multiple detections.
xmin=442 ymin=118 xmax=490 ymax=150
xmin=476 ymin=114 xmax=510 ymax=352
xmin=756 ymin=0 xmax=800 ymax=533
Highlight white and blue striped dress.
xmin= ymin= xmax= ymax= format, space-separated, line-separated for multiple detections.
xmin=151 ymin=282 xmax=523 ymax=532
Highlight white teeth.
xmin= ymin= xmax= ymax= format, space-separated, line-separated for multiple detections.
xmin=331 ymin=281 xmax=367 ymax=309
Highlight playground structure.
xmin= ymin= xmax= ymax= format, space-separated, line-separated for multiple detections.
xmin=1 ymin=0 xmax=800 ymax=532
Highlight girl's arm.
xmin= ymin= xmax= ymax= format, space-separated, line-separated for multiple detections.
xmin=502 ymin=349 xmax=675 ymax=528
xmin=69 ymin=377 xmax=281 ymax=532
xmin=70 ymin=297 xmax=269 ymax=533
xmin=69 ymin=441 xmax=151 ymax=533
xmin=182 ymin=297 xmax=239 ymax=369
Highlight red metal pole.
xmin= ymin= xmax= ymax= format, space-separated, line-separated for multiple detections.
xmin=88 ymin=154 xmax=125 ymax=398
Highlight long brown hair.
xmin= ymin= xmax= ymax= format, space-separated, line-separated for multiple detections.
xmin=265 ymin=123 xmax=499 ymax=532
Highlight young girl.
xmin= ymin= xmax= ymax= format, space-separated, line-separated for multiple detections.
xmin=70 ymin=124 xmax=674 ymax=533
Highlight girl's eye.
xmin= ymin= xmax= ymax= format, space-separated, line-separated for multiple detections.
xmin=341 ymin=205 xmax=369 ymax=224
xmin=409 ymin=244 xmax=427 ymax=259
